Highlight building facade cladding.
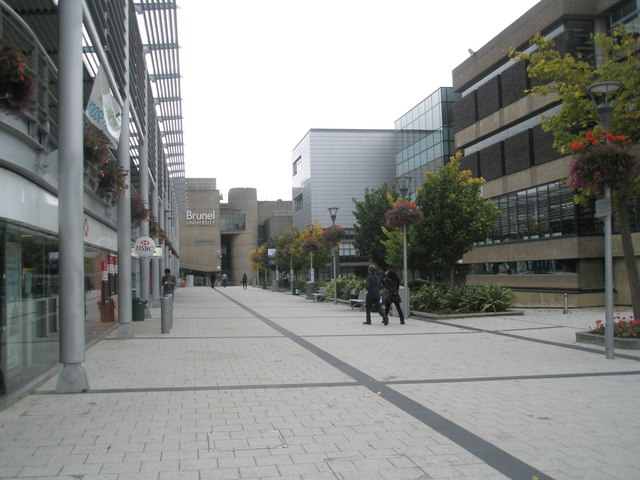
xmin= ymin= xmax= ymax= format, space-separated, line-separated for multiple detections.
xmin=178 ymin=184 xmax=292 ymax=287
xmin=227 ymin=188 xmax=259 ymax=287
xmin=451 ymin=0 xmax=639 ymax=307
xmin=180 ymin=179 xmax=221 ymax=272
xmin=394 ymin=87 xmax=460 ymax=196
xmin=0 ymin=1 xmax=183 ymax=405
xmin=292 ymin=129 xmax=397 ymax=231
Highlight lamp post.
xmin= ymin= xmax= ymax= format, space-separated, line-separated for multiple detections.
xmin=397 ymin=176 xmax=412 ymax=317
xmin=328 ymin=207 xmax=339 ymax=305
xmin=588 ymin=81 xmax=623 ymax=360
xmin=306 ymin=225 xmax=315 ymax=299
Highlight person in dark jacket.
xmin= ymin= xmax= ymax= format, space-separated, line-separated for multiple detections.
xmin=210 ymin=272 xmax=217 ymax=289
xmin=360 ymin=265 xmax=388 ymax=325
xmin=382 ymin=268 xmax=405 ymax=324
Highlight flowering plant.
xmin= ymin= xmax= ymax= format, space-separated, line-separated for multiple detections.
xmin=84 ymin=125 xmax=111 ymax=187
xmin=131 ymin=190 xmax=151 ymax=223
xmin=321 ymin=224 xmax=346 ymax=246
xmin=0 ymin=44 xmax=36 ymax=111
xmin=590 ymin=314 xmax=640 ymax=339
xmin=385 ymin=201 xmax=423 ymax=228
xmin=98 ymin=158 xmax=128 ymax=198
xmin=301 ymin=236 xmax=321 ymax=253
xmin=566 ymin=131 xmax=635 ymax=197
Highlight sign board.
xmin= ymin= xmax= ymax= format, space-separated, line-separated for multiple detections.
xmin=134 ymin=236 xmax=156 ymax=257
xmin=595 ymin=198 xmax=611 ymax=218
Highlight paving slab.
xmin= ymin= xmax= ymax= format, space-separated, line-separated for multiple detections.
xmin=0 ymin=286 xmax=638 ymax=479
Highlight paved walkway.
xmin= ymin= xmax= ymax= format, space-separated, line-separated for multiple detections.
xmin=1 ymin=286 xmax=639 ymax=480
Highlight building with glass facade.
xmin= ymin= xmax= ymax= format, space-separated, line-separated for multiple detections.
xmin=394 ymin=87 xmax=460 ymax=196
xmin=0 ymin=1 xmax=183 ymax=405
xmin=453 ymin=0 xmax=640 ymax=307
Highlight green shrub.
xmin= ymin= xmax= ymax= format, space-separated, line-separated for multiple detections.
xmin=411 ymin=282 xmax=450 ymax=312
xmin=410 ymin=281 xmax=514 ymax=313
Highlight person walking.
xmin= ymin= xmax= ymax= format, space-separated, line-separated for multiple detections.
xmin=382 ymin=268 xmax=405 ymax=324
xmin=241 ymin=273 xmax=248 ymax=290
xmin=221 ymin=273 xmax=228 ymax=287
xmin=161 ymin=268 xmax=177 ymax=296
xmin=210 ymin=271 xmax=217 ymax=289
xmin=360 ymin=265 xmax=388 ymax=325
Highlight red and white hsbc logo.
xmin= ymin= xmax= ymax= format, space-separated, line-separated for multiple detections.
xmin=134 ymin=236 xmax=156 ymax=257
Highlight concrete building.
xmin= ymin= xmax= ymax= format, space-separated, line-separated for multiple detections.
xmin=292 ymin=129 xmax=396 ymax=276
xmin=453 ymin=0 xmax=639 ymax=307
xmin=179 ymin=179 xmax=292 ymax=287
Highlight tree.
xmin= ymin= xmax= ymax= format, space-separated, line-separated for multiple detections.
xmin=301 ymin=223 xmax=333 ymax=274
xmin=352 ymin=184 xmax=396 ymax=268
xmin=513 ymin=26 xmax=640 ymax=317
xmin=274 ymin=226 xmax=306 ymax=274
xmin=412 ymin=153 xmax=500 ymax=282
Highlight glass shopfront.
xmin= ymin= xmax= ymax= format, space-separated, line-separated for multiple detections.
xmin=0 ymin=220 xmax=118 ymax=403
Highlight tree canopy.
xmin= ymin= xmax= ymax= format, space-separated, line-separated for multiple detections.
xmin=352 ymin=184 xmax=396 ymax=269
xmin=412 ymin=153 xmax=500 ymax=281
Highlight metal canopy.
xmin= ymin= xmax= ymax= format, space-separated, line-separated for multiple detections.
xmin=3 ymin=0 xmax=186 ymax=213
xmin=135 ymin=0 xmax=185 ymax=212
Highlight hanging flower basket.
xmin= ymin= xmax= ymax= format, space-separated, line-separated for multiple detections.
xmin=98 ymin=157 xmax=128 ymax=199
xmin=131 ymin=190 xmax=151 ymax=224
xmin=301 ymin=236 xmax=321 ymax=253
xmin=385 ymin=201 xmax=423 ymax=228
xmin=566 ymin=131 xmax=635 ymax=197
xmin=84 ymin=125 xmax=111 ymax=188
xmin=321 ymin=225 xmax=346 ymax=246
xmin=0 ymin=44 xmax=36 ymax=112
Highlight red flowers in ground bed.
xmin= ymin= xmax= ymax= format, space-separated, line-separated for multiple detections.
xmin=566 ymin=131 xmax=635 ymax=197
xmin=590 ymin=315 xmax=640 ymax=338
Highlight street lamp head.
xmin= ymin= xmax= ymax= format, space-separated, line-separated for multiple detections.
xmin=327 ymin=207 xmax=338 ymax=225
xmin=396 ymin=176 xmax=412 ymax=199
xmin=588 ymin=81 xmax=623 ymax=132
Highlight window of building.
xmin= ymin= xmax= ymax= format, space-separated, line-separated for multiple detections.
xmin=469 ymin=259 xmax=578 ymax=275
xmin=294 ymin=194 xmax=303 ymax=211
xmin=220 ymin=213 xmax=246 ymax=231
xmin=293 ymin=156 xmax=301 ymax=176
xmin=479 ymin=181 xmax=601 ymax=245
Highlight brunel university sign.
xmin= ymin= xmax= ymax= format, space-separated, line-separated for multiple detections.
xmin=186 ymin=209 xmax=216 ymax=226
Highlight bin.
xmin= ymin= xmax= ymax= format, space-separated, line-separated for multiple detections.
xmin=132 ymin=298 xmax=147 ymax=321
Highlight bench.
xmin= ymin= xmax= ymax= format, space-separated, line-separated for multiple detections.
xmin=350 ymin=291 xmax=366 ymax=310
xmin=312 ymin=286 xmax=327 ymax=302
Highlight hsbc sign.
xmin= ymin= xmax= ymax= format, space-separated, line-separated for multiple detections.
xmin=134 ymin=236 xmax=157 ymax=257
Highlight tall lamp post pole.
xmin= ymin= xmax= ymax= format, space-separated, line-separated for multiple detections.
xmin=588 ymin=81 xmax=623 ymax=360
xmin=397 ymin=176 xmax=412 ymax=317
xmin=328 ymin=207 xmax=339 ymax=305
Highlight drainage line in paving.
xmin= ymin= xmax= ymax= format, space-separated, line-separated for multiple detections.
xmin=223 ymin=291 xmax=555 ymax=480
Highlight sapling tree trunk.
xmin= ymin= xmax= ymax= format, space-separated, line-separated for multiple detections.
xmin=615 ymin=196 xmax=640 ymax=319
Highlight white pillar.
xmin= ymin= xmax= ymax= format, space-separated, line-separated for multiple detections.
xmin=56 ymin=0 xmax=89 ymax=393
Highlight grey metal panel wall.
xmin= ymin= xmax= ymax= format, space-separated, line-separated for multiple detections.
xmin=305 ymin=129 xmax=396 ymax=229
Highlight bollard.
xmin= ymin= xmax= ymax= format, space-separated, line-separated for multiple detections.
xmin=161 ymin=294 xmax=173 ymax=333
xmin=563 ymin=293 xmax=569 ymax=314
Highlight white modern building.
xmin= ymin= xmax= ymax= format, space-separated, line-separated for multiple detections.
xmin=291 ymin=129 xmax=396 ymax=275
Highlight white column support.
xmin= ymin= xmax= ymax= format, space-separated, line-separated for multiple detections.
xmin=56 ymin=0 xmax=89 ymax=393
